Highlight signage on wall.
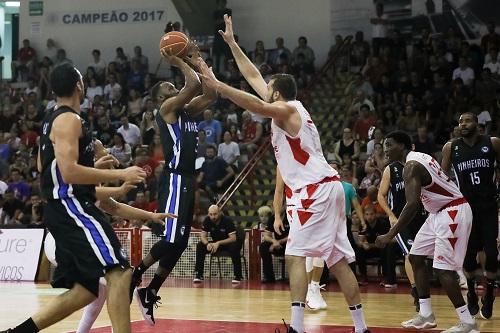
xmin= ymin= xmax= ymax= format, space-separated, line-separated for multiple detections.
xmin=46 ymin=9 xmax=167 ymax=25
xmin=0 ymin=229 xmax=44 ymax=281
xmin=29 ymin=1 xmax=44 ymax=16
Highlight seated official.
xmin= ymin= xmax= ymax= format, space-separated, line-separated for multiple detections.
xmin=193 ymin=205 xmax=243 ymax=283
xmin=259 ymin=206 xmax=290 ymax=282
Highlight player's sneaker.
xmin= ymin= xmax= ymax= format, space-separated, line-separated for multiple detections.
xmin=193 ymin=274 xmax=204 ymax=283
xmin=134 ymin=287 xmax=161 ymax=326
xmin=480 ymin=293 xmax=495 ymax=319
xmin=306 ymin=283 xmax=327 ymax=310
xmin=232 ymin=277 xmax=242 ymax=284
xmin=441 ymin=321 xmax=479 ymax=333
xmin=401 ymin=313 xmax=437 ymax=329
xmin=467 ymin=291 xmax=479 ymax=316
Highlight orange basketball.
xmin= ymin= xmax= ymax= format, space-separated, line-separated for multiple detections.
xmin=159 ymin=31 xmax=189 ymax=57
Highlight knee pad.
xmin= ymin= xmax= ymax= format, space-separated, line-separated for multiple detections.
xmin=313 ymin=257 xmax=324 ymax=268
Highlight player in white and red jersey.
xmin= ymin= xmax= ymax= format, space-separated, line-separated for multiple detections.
xmin=376 ymin=131 xmax=478 ymax=333
xmin=197 ymin=14 xmax=370 ymax=333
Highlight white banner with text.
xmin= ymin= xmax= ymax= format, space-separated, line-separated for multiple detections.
xmin=0 ymin=229 xmax=44 ymax=281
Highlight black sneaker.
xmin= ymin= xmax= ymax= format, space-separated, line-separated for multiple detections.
xmin=134 ymin=287 xmax=161 ymax=326
xmin=193 ymin=274 xmax=204 ymax=283
xmin=480 ymin=293 xmax=495 ymax=319
xmin=274 ymin=319 xmax=298 ymax=333
xmin=467 ymin=291 xmax=479 ymax=316
xmin=129 ymin=268 xmax=143 ymax=303
xmin=411 ymin=287 xmax=420 ymax=312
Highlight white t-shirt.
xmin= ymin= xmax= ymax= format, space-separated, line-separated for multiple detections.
xmin=25 ymin=86 xmax=39 ymax=97
xmin=372 ymin=14 xmax=388 ymax=38
xmin=0 ymin=181 xmax=8 ymax=196
xmin=218 ymin=142 xmax=240 ymax=166
xmin=484 ymin=53 xmax=500 ymax=64
xmin=478 ymin=110 xmax=492 ymax=125
xmin=88 ymin=59 xmax=107 ymax=74
xmin=104 ymin=83 xmax=122 ymax=102
xmin=117 ymin=124 xmax=141 ymax=146
xmin=452 ymin=67 xmax=475 ymax=86
xmin=86 ymin=86 xmax=104 ymax=102
xmin=483 ymin=61 xmax=500 ymax=75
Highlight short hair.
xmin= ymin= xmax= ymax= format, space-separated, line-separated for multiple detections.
xmin=257 ymin=205 xmax=272 ymax=216
xmin=363 ymin=204 xmax=375 ymax=213
xmin=385 ymin=130 xmax=412 ymax=150
xmin=92 ymin=49 xmax=100 ymax=56
xmin=270 ymin=74 xmax=297 ymax=100
xmin=50 ymin=64 xmax=80 ymax=98
xmin=151 ymin=81 xmax=163 ymax=102
xmin=461 ymin=112 xmax=478 ymax=123
xmin=299 ymin=36 xmax=307 ymax=43
xmin=11 ymin=168 xmax=21 ymax=174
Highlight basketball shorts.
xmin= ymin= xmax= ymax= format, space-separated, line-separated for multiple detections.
xmin=395 ymin=212 xmax=427 ymax=256
xmin=410 ymin=200 xmax=472 ymax=271
xmin=44 ymin=197 xmax=128 ymax=296
xmin=158 ymin=170 xmax=195 ymax=244
xmin=285 ymin=177 xmax=355 ymax=268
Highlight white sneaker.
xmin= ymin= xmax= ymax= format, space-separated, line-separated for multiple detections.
xmin=441 ymin=321 xmax=479 ymax=333
xmin=401 ymin=313 xmax=437 ymax=329
xmin=306 ymin=283 xmax=327 ymax=310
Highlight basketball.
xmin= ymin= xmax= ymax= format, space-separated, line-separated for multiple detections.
xmin=159 ymin=31 xmax=189 ymax=57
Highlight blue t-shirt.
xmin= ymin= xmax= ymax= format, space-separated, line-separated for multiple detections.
xmin=198 ymin=120 xmax=222 ymax=144
xmin=341 ymin=181 xmax=356 ymax=216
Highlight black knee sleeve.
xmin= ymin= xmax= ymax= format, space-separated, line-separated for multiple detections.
xmin=157 ymin=241 xmax=188 ymax=271
xmin=484 ymin=245 xmax=499 ymax=273
xmin=463 ymin=249 xmax=480 ymax=273
xmin=150 ymin=239 xmax=176 ymax=261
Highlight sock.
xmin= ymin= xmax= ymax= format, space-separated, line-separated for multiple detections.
xmin=419 ymin=297 xmax=432 ymax=317
xmin=411 ymin=283 xmax=416 ymax=288
xmin=486 ymin=278 xmax=495 ymax=297
xmin=456 ymin=304 xmax=475 ymax=324
xmin=311 ymin=281 xmax=320 ymax=287
xmin=466 ymin=278 xmax=476 ymax=294
xmin=349 ymin=304 xmax=367 ymax=333
xmin=290 ymin=302 xmax=305 ymax=333
xmin=12 ymin=318 xmax=39 ymax=333
xmin=148 ymin=274 xmax=167 ymax=295
xmin=133 ymin=263 xmax=148 ymax=279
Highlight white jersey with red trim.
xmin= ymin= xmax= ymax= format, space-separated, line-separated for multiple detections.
xmin=406 ymin=151 xmax=463 ymax=214
xmin=271 ymin=100 xmax=336 ymax=191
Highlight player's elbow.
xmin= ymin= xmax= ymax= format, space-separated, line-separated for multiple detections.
xmin=58 ymin=162 xmax=80 ymax=184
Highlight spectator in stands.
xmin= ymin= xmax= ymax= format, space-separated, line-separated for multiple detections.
xmin=54 ymin=48 xmax=72 ymax=66
xmin=194 ymin=204 xmax=243 ymax=283
xmin=356 ymin=204 xmax=398 ymax=287
xmin=370 ymin=2 xmax=389 ymax=56
xmin=88 ymin=49 xmax=106 ymax=79
xmin=12 ymin=39 xmax=37 ymax=82
xmin=250 ymin=40 xmax=268 ymax=64
xmin=131 ymin=45 xmax=149 ymax=73
xmin=104 ymin=73 xmax=122 ymax=103
xmin=24 ymin=78 xmax=39 ymax=100
xmin=334 ymin=128 xmax=360 ymax=162
xmin=108 ymin=133 xmax=132 ymax=167
xmin=484 ymin=48 xmax=500 ymax=77
xmin=452 ymin=57 xmax=475 ymax=87
xmin=198 ymin=109 xmax=222 ymax=145
xmin=239 ymin=110 xmax=263 ymax=157
xmin=117 ymin=115 xmax=141 ymax=147
xmin=339 ymin=160 xmax=359 ymax=189
xmin=218 ymin=131 xmax=240 ymax=169
xmin=0 ymin=189 xmax=24 ymax=224
xmin=361 ymin=185 xmax=385 ymax=217
xmin=413 ymin=125 xmax=436 ymax=156
xmin=366 ymin=127 xmax=384 ymax=155
xmin=131 ymin=190 xmax=150 ymax=211
xmin=268 ymin=37 xmax=291 ymax=70
xmin=45 ymin=38 xmax=58 ymax=62
xmin=361 ymin=143 xmax=384 ymax=189
xmin=197 ymin=129 xmax=209 ymax=159
xmin=397 ymin=104 xmax=419 ymax=136
xmin=197 ymin=145 xmax=235 ymax=200
xmin=134 ymin=147 xmax=159 ymax=187
xmin=8 ymin=168 xmax=30 ymax=202
xmin=114 ymin=47 xmax=129 ymax=71
xmin=140 ymin=109 xmax=156 ymax=146
xmin=349 ymin=90 xmax=375 ymax=114
xmin=481 ymin=21 xmax=500 ymax=54
xmin=292 ymin=36 xmax=315 ymax=68
xmin=362 ymin=56 xmax=387 ymax=86
xmin=128 ymin=60 xmax=146 ymax=92
xmin=96 ymin=116 xmax=115 ymax=147
xmin=353 ymin=104 xmax=377 ymax=141
xmin=260 ymin=206 xmax=289 ymax=283
xmin=350 ymin=31 xmax=371 ymax=69
xmin=86 ymin=78 xmax=103 ymax=103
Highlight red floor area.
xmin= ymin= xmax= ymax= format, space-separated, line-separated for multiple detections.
xmin=84 ymin=319 xmax=442 ymax=333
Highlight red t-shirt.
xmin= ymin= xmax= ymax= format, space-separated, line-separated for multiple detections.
xmin=243 ymin=121 xmax=259 ymax=143
xmin=19 ymin=47 xmax=36 ymax=63
xmin=21 ymin=131 xmax=38 ymax=148
xmin=136 ymin=158 xmax=159 ymax=181
xmin=353 ymin=117 xmax=376 ymax=140
xmin=361 ymin=197 xmax=386 ymax=217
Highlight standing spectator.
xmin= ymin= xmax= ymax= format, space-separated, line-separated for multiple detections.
xmin=452 ymin=57 xmax=475 ymax=87
xmin=481 ymin=21 xmax=500 ymax=54
xmin=197 ymin=146 xmax=235 ymax=199
xmin=350 ymin=31 xmax=371 ymax=69
xmin=212 ymin=0 xmax=232 ymax=72
xmin=197 ymin=129 xmax=209 ymax=159
xmin=127 ymin=60 xmax=146 ymax=92
xmin=353 ymin=104 xmax=377 ymax=141
xmin=131 ymin=46 xmax=149 ymax=73
xmin=292 ymin=36 xmax=315 ymax=68
xmin=198 ymin=109 xmax=222 ymax=145
xmin=334 ymin=128 xmax=360 ymax=161
xmin=8 ymin=168 xmax=30 ymax=202
xmin=413 ymin=126 xmax=436 ymax=156
xmin=239 ymin=110 xmax=263 ymax=157
xmin=268 ymin=37 xmax=292 ymax=70
xmin=260 ymin=207 xmax=289 ymax=283
xmin=45 ymin=38 xmax=58 ymax=63
xmin=194 ymin=205 xmax=242 ymax=283
xmin=370 ymin=2 xmax=389 ymax=56
xmin=218 ymin=131 xmax=240 ymax=169
xmin=108 ymin=133 xmax=132 ymax=167
xmin=117 ymin=115 xmax=141 ymax=147
xmin=104 ymin=73 xmax=122 ymax=103
xmin=114 ymin=47 xmax=129 ymax=71
xmin=88 ymin=49 xmax=106 ymax=79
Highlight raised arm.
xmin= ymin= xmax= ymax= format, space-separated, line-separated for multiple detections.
xmin=218 ymin=14 xmax=267 ymax=99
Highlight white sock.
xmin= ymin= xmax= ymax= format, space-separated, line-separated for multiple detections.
xmin=419 ymin=298 xmax=433 ymax=317
xmin=349 ymin=304 xmax=367 ymax=333
xmin=311 ymin=280 xmax=320 ymax=287
xmin=456 ymin=304 xmax=475 ymax=325
xmin=290 ymin=302 xmax=305 ymax=333
xmin=76 ymin=284 xmax=106 ymax=333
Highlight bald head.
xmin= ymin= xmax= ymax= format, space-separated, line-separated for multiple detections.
xmin=208 ymin=205 xmax=221 ymax=222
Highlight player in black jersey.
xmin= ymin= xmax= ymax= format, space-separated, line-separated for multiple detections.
xmin=1 ymin=64 xmax=147 ymax=333
xmin=131 ymin=46 xmax=217 ymax=325
xmin=378 ymin=160 xmax=427 ymax=311
xmin=442 ymin=112 xmax=500 ymax=320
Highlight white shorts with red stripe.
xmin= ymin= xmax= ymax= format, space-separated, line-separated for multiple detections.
xmin=410 ymin=200 xmax=472 ymax=271
xmin=284 ymin=178 xmax=355 ymax=268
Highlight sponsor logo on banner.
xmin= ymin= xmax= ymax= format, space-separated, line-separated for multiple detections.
xmin=0 ymin=229 xmax=44 ymax=281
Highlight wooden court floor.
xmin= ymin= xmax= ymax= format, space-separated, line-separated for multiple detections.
xmin=0 ymin=280 xmax=499 ymax=332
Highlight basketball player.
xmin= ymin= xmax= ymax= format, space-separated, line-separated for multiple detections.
xmin=378 ymin=159 xmax=427 ymax=310
xmin=198 ymin=14 xmax=370 ymax=333
xmin=441 ymin=112 xmax=500 ymax=320
xmin=1 ymin=64 xmax=147 ymax=333
xmin=376 ymin=131 xmax=478 ymax=333
xmin=130 ymin=48 xmax=217 ymax=325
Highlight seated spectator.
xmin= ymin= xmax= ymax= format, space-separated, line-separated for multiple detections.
xmin=339 ymin=161 xmax=359 ymax=189
xmin=239 ymin=110 xmax=263 ymax=157
xmin=117 ymin=115 xmax=141 ymax=147
xmin=452 ymin=57 xmax=475 ymax=87
xmin=86 ymin=78 xmax=103 ymax=103
xmin=140 ymin=109 xmax=156 ymax=146
xmin=197 ymin=129 xmax=209 ymax=159
xmin=128 ymin=88 xmax=143 ymax=121
xmin=0 ymin=189 xmax=24 ymax=224
xmin=134 ymin=147 xmax=160 ymax=185
xmin=104 ymin=73 xmax=122 ymax=103
xmin=218 ymin=131 xmax=240 ymax=169
xmin=96 ymin=116 xmax=116 ymax=147
xmin=88 ymin=49 xmax=106 ymax=79
xmin=131 ymin=45 xmax=149 ymax=74
xmin=127 ymin=60 xmax=145 ymax=92
xmin=268 ymin=37 xmax=292 ymax=70
xmin=483 ymin=50 xmax=500 ymax=78
xmin=18 ymin=191 xmax=43 ymax=226
xmin=198 ymin=109 xmax=222 ymax=145
xmin=54 ymin=49 xmax=73 ymax=67
xmin=361 ymin=185 xmax=385 ymax=217
xmin=353 ymin=104 xmax=377 ymax=141
xmin=292 ymin=36 xmax=315 ymax=69
xmin=131 ymin=190 xmax=151 ymax=211
xmin=250 ymin=40 xmax=268 ymax=64
xmin=259 ymin=206 xmax=289 ymax=283
xmin=334 ymin=128 xmax=360 ymax=161
xmin=114 ymin=47 xmax=130 ymax=71
xmin=366 ymin=127 xmax=384 ymax=156
xmin=194 ymin=205 xmax=242 ymax=283
xmin=413 ymin=126 xmax=436 ymax=156
xmin=8 ymin=168 xmax=30 ymax=202
xmin=360 ymin=143 xmax=384 ymax=189
xmin=24 ymin=79 xmax=40 ymax=100
xmin=12 ymin=39 xmax=37 ymax=82
xmin=356 ymin=205 xmax=398 ymax=287
xmin=397 ymin=105 xmax=419 ymax=136
xmin=108 ymin=133 xmax=132 ymax=167
xmin=197 ymin=146 xmax=235 ymax=200
xmin=109 ymin=103 xmax=126 ymax=128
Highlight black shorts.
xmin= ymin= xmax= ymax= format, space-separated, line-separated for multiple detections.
xmin=44 ymin=197 xmax=129 ymax=296
xmin=396 ymin=212 xmax=427 ymax=256
xmin=158 ymin=170 xmax=195 ymax=244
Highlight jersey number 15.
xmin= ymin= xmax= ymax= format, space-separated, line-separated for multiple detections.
xmin=470 ymin=171 xmax=480 ymax=185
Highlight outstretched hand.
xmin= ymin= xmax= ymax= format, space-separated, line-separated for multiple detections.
xmin=218 ymin=14 xmax=236 ymax=45
xmin=160 ymin=49 xmax=184 ymax=67
xmin=197 ymin=58 xmax=220 ymax=91
xmin=150 ymin=212 xmax=177 ymax=225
